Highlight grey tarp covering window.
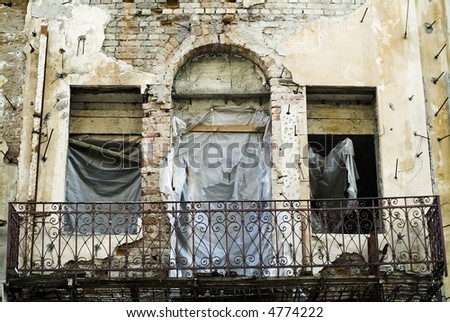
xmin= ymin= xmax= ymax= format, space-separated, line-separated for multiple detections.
xmin=65 ymin=137 xmax=141 ymax=234
xmin=161 ymin=107 xmax=285 ymax=277
xmin=308 ymin=138 xmax=360 ymax=232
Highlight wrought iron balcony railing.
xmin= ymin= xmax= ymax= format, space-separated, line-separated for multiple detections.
xmin=7 ymin=196 xmax=447 ymax=281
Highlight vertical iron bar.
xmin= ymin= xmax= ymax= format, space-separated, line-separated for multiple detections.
xmin=224 ymin=201 xmax=230 ymax=276
xmin=241 ymin=200 xmax=246 ymax=276
xmin=257 ymin=201 xmax=263 ymax=276
xmin=404 ymin=197 xmax=414 ymax=272
xmin=40 ymin=203 xmax=45 ymax=273
xmin=273 ymin=201 xmax=279 ymax=277
xmin=7 ymin=203 xmax=19 ymax=271
xmin=372 ymin=197 xmax=380 ymax=278
xmin=436 ymin=196 xmax=448 ymax=276
xmin=57 ymin=203 xmax=62 ymax=269
xmin=302 ymin=200 xmax=312 ymax=273
xmin=74 ymin=203 xmax=78 ymax=271
xmin=387 ymin=198 xmax=397 ymax=270
xmin=290 ymin=201 xmax=296 ymax=272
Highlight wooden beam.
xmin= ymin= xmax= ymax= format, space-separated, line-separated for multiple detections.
xmin=307 ymin=119 xmax=376 ymax=135
xmin=69 ymin=117 xmax=142 ymax=135
xmin=307 ymin=105 xmax=375 ymax=120
xmin=69 ymin=139 xmax=140 ymax=164
xmin=172 ymin=93 xmax=270 ymax=100
xmin=70 ymin=110 xmax=143 ymax=118
xmin=189 ymin=124 xmax=265 ymax=133
xmin=28 ymin=20 xmax=48 ymax=202
xmin=70 ymin=93 xmax=143 ymax=103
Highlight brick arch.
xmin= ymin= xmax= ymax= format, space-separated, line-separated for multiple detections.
xmin=164 ymin=38 xmax=279 ymax=88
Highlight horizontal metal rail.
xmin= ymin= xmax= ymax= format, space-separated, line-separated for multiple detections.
xmin=7 ymin=196 xmax=447 ymax=281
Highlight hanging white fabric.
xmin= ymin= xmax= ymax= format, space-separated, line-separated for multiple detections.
xmin=308 ymin=137 xmax=360 ymax=232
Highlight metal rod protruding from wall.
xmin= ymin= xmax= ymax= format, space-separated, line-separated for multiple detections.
xmin=432 ymin=71 xmax=445 ymax=84
xmin=360 ymin=7 xmax=368 ymax=23
xmin=59 ymin=48 xmax=65 ymax=69
xmin=414 ymin=131 xmax=430 ymax=140
xmin=437 ymin=134 xmax=450 ymax=142
xmin=41 ymin=128 xmax=53 ymax=162
xmin=434 ymin=44 xmax=446 ymax=59
xmin=425 ymin=21 xmax=437 ymax=32
xmin=404 ymin=0 xmax=410 ymax=39
xmin=395 ymin=159 xmax=399 ymax=179
xmin=2 ymin=94 xmax=16 ymax=110
xmin=435 ymin=97 xmax=448 ymax=117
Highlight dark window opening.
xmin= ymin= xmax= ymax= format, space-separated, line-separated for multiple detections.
xmin=308 ymin=134 xmax=379 ymax=234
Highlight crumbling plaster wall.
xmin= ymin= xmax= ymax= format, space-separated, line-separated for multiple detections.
xmin=18 ymin=0 xmax=369 ymax=204
xmin=17 ymin=1 xmax=157 ymax=202
xmin=18 ymin=0 xmax=436 ymax=215
xmin=0 ymin=0 xmax=28 ymax=292
xmin=284 ymin=0 xmax=434 ymax=197
xmin=414 ymin=0 xmax=450 ymax=299
xmin=0 ymin=1 xmax=28 ymax=218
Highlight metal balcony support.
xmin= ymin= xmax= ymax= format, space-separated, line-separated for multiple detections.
xmin=5 ymin=196 xmax=447 ymax=301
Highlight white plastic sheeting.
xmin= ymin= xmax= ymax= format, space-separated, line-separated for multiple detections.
xmin=308 ymin=138 xmax=360 ymax=232
xmin=161 ymin=107 xmax=278 ymax=276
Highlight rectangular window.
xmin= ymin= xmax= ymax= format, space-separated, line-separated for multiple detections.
xmin=306 ymin=86 xmax=378 ymax=234
xmin=65 ymin=86 xmax=143 ymax=234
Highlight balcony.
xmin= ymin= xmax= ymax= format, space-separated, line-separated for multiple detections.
xmin=6 ymin=196 xmax=447 ymax=301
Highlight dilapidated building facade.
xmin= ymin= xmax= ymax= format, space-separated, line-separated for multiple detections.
xmin=0 ymin=0 xmax=449 ymax=301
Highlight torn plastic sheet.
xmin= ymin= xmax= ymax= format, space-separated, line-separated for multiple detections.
xmin=308 ymin=138 xmax=360 ymax=232
xmin=65 ymin=136 xmax=141 ymax=234
xmin=162 ymin=107 xmax=291 ymax=277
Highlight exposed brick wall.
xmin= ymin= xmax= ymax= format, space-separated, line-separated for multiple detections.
xmin=0 ymin=2 xmax=28 ymax=164
xmin=99 ymin=0 xmax=367 ymax=71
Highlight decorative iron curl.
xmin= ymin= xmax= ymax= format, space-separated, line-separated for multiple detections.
xmin=46 ymin=225 xmax=60 ymax=239
xmin=15 ymin=203 xmax=27 ymax=212
xmin=178 ymin=256 xmax=190 ymax=266
xmin=212 ymin=212 xmax=225 ymax=224
xmin=109 ymin=257 xmax=124 ymax=270
xmin=247 ymin=212 xmax=258 ymax=223
xmin=78 ymin=223 xmax=94 ymax=235
xmin=211 ymin=221 xmax=225 ymax=233
xmin=360 ymin=219 xmax=374 ymax=233
xmin=227 ymin=201 xmax=240 ymax=211
xmin=418 ymin=264 xmax=431 ymax=274
xmin=211 ymin=256 xmax=223 ymax=267
xmin=215 ymin=201 xmax=226 ymax=210
xmin=43 ymin=258 xmax=56 ymax=269
xmin=357 ymin=199 xmax=367 ymax=207
xmin=227 ymin=212 xmax=239 ymax=224
xmin=232 ymin=256 xmax=244 ymax=266
xmin=277 ymin=211 xmax=291 ymax=224
xmin=47 ymin=215 xmax=59 ymax=227
xmin=413 ymin=196 xmax=431 ymax=205
xmin=199 ymin=257 xmax=211 ymax=268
